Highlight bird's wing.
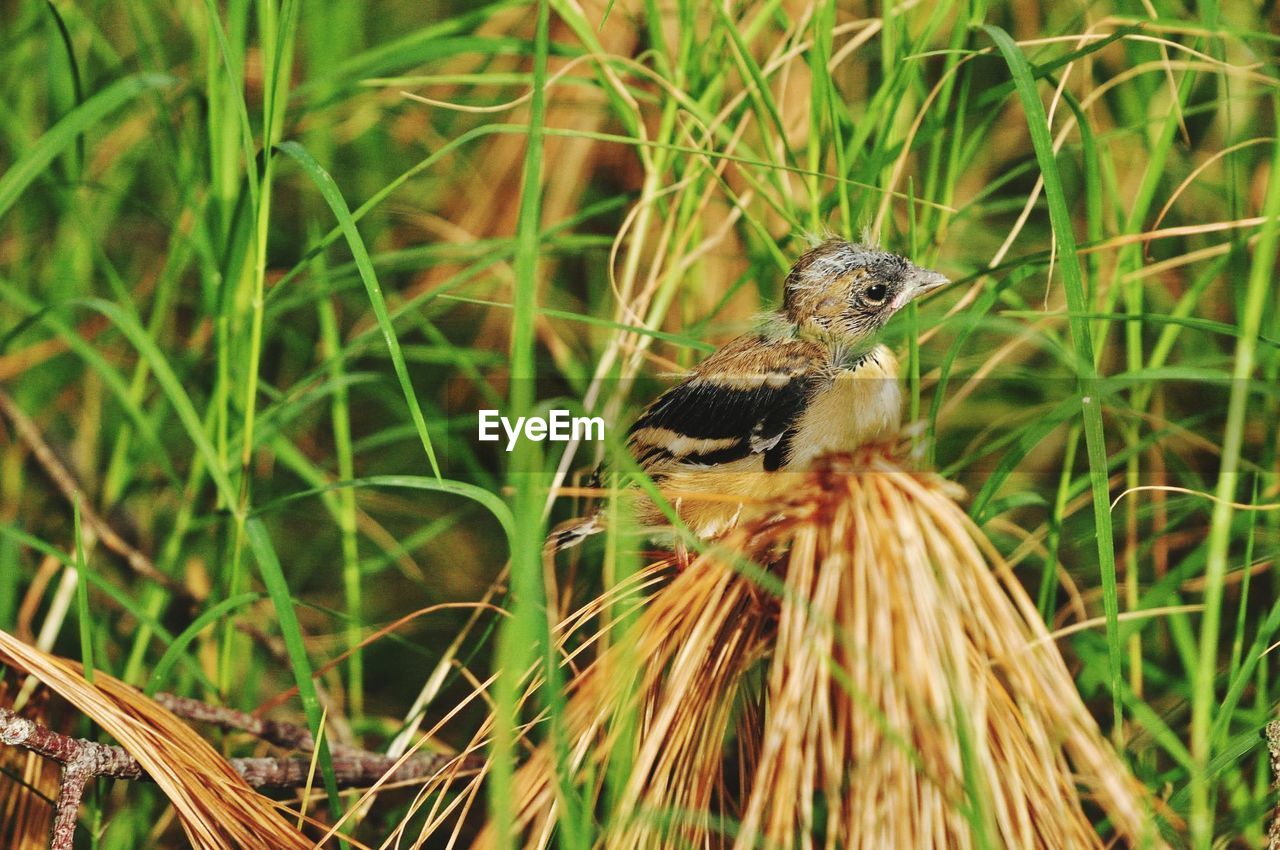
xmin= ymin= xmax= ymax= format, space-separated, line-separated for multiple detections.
xmin=627 ymin=336 xmax=825 ymax=473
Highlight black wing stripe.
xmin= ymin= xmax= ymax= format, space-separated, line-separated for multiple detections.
xmin=630 ymin=384 xmax=776 ymax=440
xmin=629 ymin=374 xmax=819 ymax=470
xmin=681 ymin=441 xmax=754 ymax=467
xmin=634 ymin=444 xmax=676 ymax=467
xmin=763 ymin=429 xmax=792 ymax=471
xmin=758 ymin=377 xmax=815 ymax=470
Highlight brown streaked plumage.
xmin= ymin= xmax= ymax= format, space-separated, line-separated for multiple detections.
xmin=551 ymin=238 xmax=949 ymax=548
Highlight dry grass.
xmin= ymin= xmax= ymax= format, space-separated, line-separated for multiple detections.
xmin=0 ymin=632 xmax=313 ymax=850
xmin=459 ymin=446 xmax=1171 ymax=849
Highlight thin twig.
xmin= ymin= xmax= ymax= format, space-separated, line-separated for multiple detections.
xmin=154 ymin=692 xmax=368 ymax=759
xmin=0 ymin=387 xmax=198 ymax=606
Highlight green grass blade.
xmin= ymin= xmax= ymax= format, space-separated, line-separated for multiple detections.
xmin=0 ymin=73 xmax=172 ymax=221
xmin=80 ymin=297 xmax=238 ymax=507
xmin=277 ymin=140 xmax=443 ymax=479
xmin=145 ymin=592 xmax=262 ymax=695
xmin=983 ymin=24 xmax=1124 ymax=740
xmin=248 ymin=474 xmax=515 ymax=545
xmin=490 ymin=2 xmax=579 ymax=847
xmin=244 ymin=517 xmax=344 ymax=822
xmin=1187 ymin=127 xmax=1280 ymax=847
xmin=72 ymin=496 xmax=94 ymax=683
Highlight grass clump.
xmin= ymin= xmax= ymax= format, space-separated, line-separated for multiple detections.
xmin=454 ymin=449 xmax=1171 ymax=849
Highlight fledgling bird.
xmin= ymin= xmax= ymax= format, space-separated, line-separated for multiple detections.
xmin=552 ymin=238 xmax=949 ymax=550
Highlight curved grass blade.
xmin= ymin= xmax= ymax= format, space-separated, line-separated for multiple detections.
xmin=0 ymin=73 xmax=173 ymax=221
xmin=146 ymin=592 xmax=262 ymax=696
xmin=276 ymin=140 xmax=443 ymax=479
xmin=0 ymin=284 xmax=180 ymax=486
xmin=42 ymin=0 xmax=86 ymax=174
xmin=249 ymin=474 xmax=515 ymax=546
xmin=80 ymin=297 xmax=238 ymax=507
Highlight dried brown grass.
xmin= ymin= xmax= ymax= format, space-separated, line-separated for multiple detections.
xmin=467 ymin=447 xmax=1171 ymax=849
xmin=0 ymin=631 xmax=313 ymax=850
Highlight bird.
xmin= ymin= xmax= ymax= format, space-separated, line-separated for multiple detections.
xmin=550 ymin=238 xmax=949 ymax=551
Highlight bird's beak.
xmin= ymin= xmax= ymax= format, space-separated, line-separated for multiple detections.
xmin=892 ymin=269 xmax=950 ymax=311
xmin=910 ymin=269 xmax=950 ymax=299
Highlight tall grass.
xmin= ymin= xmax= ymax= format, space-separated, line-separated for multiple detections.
xmin=0 ymin=0 xmax=1277 ymax=847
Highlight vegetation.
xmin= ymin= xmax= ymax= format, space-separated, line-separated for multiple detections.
xmin=0 ymin=0 xmax=1277 ymax=846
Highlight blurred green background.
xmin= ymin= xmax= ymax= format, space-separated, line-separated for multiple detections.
xmin=1 ymin=0 xmax=1278 ymax=846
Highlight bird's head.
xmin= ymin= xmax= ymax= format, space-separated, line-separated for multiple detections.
xmin=781 ymin=239 xmax=949 ymax=346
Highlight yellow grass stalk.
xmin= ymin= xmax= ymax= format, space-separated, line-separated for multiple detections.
xmin=470 ymin=447 xmax=1171 ymax=849
xmin=0 ymin=630 xmax=312 ymax=850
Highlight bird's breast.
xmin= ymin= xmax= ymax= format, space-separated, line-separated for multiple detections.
xmin=785 ymin=345 xmax=902 ymax=469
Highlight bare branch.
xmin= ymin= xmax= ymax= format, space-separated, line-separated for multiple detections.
xmin=0 ymin=708 xmax=143 ymax=781
xmin=1268 ymin=720 xmax=1280 ymax=850
xmin=154 ymin=692 xmax=365 ymax=758
xmin=0 ymin=701 xmax=481 ymax=850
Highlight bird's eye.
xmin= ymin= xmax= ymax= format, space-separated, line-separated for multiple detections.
xmin=864 ymin=283 xmax=888 ymax=304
